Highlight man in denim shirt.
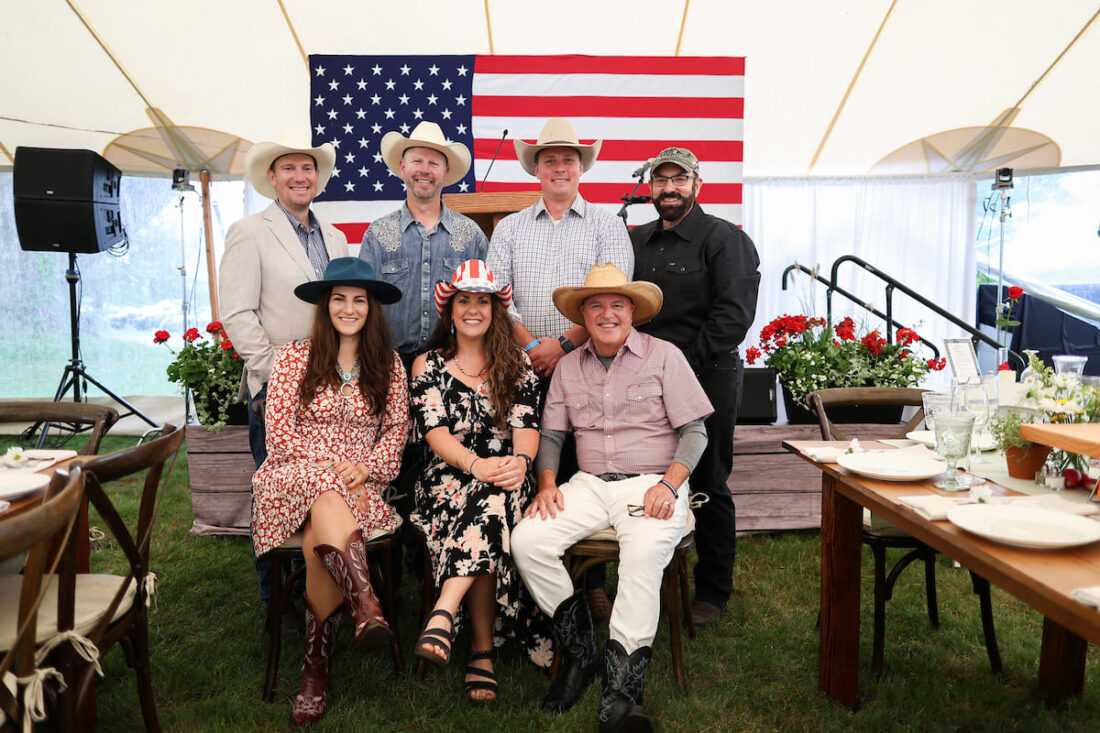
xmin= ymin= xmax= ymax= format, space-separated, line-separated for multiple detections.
xmin=358 ymin=121 xmax=488 ymax=535
xmin=359 ymin=121 xmax=488 ymax=364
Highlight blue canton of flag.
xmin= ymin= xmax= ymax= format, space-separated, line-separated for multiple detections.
xmin=309 ymin=54 xmax=476 ymax=202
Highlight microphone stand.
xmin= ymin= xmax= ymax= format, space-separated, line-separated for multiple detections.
xmin=617 ymin=161 xmax=652 ymax=226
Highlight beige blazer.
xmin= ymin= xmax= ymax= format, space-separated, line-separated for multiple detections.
xmin=219 ymin=202 xmax=349 ymax=397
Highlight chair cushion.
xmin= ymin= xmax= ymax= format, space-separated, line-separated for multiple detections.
xmin=585 ymin=504 xmax=696 ymax=542
xmin=274 ymin=516 xmax=403 ymax=552
xmin=0 ymin=574 xmax=137 ymax=652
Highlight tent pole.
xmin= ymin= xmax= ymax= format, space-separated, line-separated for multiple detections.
xmin=201 ymin=170 xmax=220 ymax=322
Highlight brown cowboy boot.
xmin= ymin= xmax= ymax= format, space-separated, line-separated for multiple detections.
xmin=315 ymin=528 xmax=392 ymax=649
xmin=290 ymin=596 xmax=342 ymax=726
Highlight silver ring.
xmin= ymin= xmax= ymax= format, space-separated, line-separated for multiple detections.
xmin=662 ymin=501 xmax=671 ymax=506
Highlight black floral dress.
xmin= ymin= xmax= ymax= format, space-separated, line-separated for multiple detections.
xmin=410 ymin=351 xmax=552 ymax=668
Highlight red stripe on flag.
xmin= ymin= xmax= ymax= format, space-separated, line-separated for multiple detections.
xmin=477 ymin=182 xmax=742 ymax=204
xmin=472 ymin=96 xmax=742 ymax=118
xmin=474 ymin=55 xmax=745 ymax=76
xmin=473 ymin=139 xmax=743 ymax=161
xmin=334 ymin=222 xmax=370 ymax=243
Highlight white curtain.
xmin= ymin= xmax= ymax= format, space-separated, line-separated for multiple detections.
xmin=742 ymin=174 xmax=976 ymax=391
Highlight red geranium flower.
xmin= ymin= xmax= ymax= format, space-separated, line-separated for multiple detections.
xmin=860 ymin=330 xmax=886 ymax=356
xmin=221 ymin=339 xmax=234 ymax=351
xmin=997 ymin=361 xmax=1011 ymax=371
xmin=206 ymin=320 xmax=223 ymax=334
xmin=745 ymin=346 xmax=761 ymax=365
xmin=153 ymin=330 xmax=170 ymax=344
xmin=896 ymin=327 xmax=919 ymax=347
xmin=183 ymin=327 xmax=201 ymax=342
xmin=1007 ymin=286 xmax=1024 ymax=300
xmin=927 ymin=358 xmax=947 ymax=371
xmin=835 ymin=317 xmax=856 ymax=342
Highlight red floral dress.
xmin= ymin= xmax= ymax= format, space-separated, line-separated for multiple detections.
xmin=251 ymin=339 xmax=409 ymax=556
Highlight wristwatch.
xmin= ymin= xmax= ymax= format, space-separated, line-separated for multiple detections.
xmin=558 ymin=335 xmax=576 ymax=354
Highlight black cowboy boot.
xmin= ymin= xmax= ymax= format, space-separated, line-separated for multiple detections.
xmin=315 ymin=529 xmax=392 ymax=649
xmin=542 ymin=589 xmax=599 ymax=713
xmin=598 ymin=639 xmax=653 ymax=733
xmin=289 ymin=597 xmax=342 ymax=726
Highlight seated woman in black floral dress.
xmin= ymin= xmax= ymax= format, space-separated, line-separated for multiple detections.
xmin=409 ymin=259 xmax=551 ymax=701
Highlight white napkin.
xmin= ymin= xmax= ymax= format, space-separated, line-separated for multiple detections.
xmin=898 ymin=495 xmax=971 ymax=520
xmin=994 ymin=493 xmax=1100 ymax=516
xmin=1071 ymin=585 xmax=1100 ymax=608
xmin=898 ymin=492 xmax=1100 ymax=522
xmin=0 ymin=500 xmax=9 ymax=514
xmin=802 ymin=439 xmax=865 ymax=463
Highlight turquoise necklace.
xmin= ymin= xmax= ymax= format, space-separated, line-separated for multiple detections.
xmin=336 ymin=360 xmax=359 ymax=396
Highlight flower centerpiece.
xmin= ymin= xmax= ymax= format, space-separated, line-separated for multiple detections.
xmin=745 ymin=315 xmax=946 ymax=422
xmin=155 ymin=321 xmax=245 ymax=432
xmin=990 ymin=352 xmax=1099 ymax=477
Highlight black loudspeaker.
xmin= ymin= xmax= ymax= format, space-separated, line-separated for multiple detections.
xmin=737 ymin=367 xmax=778 ymax=425
xmin=13 ymin=147 xmax=124 ymax=253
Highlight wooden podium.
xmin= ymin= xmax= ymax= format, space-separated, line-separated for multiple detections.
xmin=442 ymin=191 xmax=541 ymax=238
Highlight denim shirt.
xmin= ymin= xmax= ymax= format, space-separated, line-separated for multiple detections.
xmin=359 ymin=202 xmax=488 ymax=354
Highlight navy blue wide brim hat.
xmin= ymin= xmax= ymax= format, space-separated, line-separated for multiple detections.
xmin=293 ymin=257 xmax=403 ymax=305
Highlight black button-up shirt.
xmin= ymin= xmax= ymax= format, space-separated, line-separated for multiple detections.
xmin=630 ymin=203 xmax=761 ymax=372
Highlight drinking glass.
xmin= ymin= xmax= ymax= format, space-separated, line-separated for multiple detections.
xmin=1052 ymin=354 xmax=1088 ymax=384
xmin=934 ymin=413 xmax=975 ymax=492
xmin=920 ymin=392 xmax=952 ymax=433
xmin=953 ymin=378 xmax=990 ymax=480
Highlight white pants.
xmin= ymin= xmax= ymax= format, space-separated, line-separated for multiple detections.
xmin=512 ymin=472 xmax=689 ymax=654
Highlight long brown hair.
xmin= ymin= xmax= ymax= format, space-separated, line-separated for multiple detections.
xmin=299 ymin=288 xmax=394 ymax=416
xmin=429 ymin=295 xmax=523 ymax=429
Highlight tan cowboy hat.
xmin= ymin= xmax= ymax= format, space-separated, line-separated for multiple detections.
xmin=245 ymin=128 xmax=336 ymax=199
xmin=553 ymin=264 xmax=663 ymax=326
xmin=379 ymin=121 xmax=472 ymax=188
xmin=514 ymin=118 xmax=602 ymax=176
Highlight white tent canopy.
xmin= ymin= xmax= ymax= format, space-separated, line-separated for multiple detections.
xmin=2 ymin=0 xmax=1098 ymax=177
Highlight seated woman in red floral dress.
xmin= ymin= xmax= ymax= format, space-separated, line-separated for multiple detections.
xmin=251 ymin=257 xmax=408 ymax=725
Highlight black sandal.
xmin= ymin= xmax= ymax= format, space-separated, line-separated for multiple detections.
xmin=414 ymin=608 xmax=454 ymax=667
xmin=464 ymin=649 xmax=498 ymax=702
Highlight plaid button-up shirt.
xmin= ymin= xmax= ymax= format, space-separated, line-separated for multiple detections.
xmin=487 ymin=195 xmax=633 ymax=339
xmin=542 ymin=329 xmax=713 ymax=475
xmin=275 ymin=201 xmax=329 ymax=279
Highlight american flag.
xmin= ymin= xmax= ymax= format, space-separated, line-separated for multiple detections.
xmin=308 ymin=54 xmax=744 ymax=244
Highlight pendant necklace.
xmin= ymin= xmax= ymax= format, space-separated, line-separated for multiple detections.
xmin=336 ymin=360 xmax=359 ymax=397
xmin=453 ymin=355 xmax=487 ymax=378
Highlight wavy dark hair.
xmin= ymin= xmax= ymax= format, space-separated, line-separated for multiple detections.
xmin=429 ymin=295 xmax=523 ymax=430
xmin=299 ymin=288 xmax=394 ymax=417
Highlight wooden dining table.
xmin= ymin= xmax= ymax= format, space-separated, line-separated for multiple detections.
xmin=1 ymin=456 xmax=90 ymax=572
xmin=786 ymin=439 xmax=1100 ymax=710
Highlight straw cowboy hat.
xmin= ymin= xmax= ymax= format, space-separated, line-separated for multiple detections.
xmin=433 ymin=259 xmax=513 ymax=315
xmin=514 ymin=118 xmax=602 ymax=176
xmin=553 ymin=264 xmax=663 ymax=326
xmin=245 ymin=128 xmax=336 ymax=199
xmin=380 ymin=121 xmax=472 ymax=188
xmin=293 ymin=257 xmax=402 ymax=305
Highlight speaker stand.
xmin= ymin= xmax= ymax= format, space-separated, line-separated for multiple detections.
xmin=36 ymin=253 xmax=157 ymax=447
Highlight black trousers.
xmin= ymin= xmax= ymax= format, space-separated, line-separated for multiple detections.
xmin=690 ymin=352 xmax=743 ymax=608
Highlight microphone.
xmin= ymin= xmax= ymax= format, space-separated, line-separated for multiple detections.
xmin=479 ymin=129 xmax=509 ymax=193
xmin=632 ymin=158 xmax=653 ymax=179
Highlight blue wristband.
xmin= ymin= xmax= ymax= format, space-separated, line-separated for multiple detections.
xmin=523 ymin=339 xmax=539 ymax=352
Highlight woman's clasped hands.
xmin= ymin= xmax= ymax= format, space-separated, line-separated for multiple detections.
xmin=470 ymin=454 xmax=527 ymax=492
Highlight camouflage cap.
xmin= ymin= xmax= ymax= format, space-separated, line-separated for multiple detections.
xmin=649 ymin=146 xmax=699 ymax=175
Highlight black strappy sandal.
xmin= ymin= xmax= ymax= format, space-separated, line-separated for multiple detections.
xmin=414 ymin=608 xmax=455 ymax=667
xmin=464 ymin=649 xmax=498 ymax=702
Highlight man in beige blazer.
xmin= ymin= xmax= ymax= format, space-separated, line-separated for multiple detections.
xmin=219 ymin=129 xmax=348 ymax=611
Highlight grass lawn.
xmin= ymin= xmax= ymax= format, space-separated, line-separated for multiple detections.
xmin=25 ymin=436 xmax=1100 ymax=731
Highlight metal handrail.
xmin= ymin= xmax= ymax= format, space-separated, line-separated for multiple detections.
xmin=780 ymin=263 xmax=941 ymax=358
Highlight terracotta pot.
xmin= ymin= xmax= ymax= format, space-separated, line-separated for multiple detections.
xmin=1003 ymin=444 xmax=1052 ymax=479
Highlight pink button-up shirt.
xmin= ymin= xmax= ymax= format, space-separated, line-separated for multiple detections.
xmin=543 ymin=329 xmax=713 ymax=475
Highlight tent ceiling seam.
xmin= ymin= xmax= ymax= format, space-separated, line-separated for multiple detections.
xmin=65 ymin=0 xmax=154 ymax=110
xmin=675 ymin=0 xmax=691 ymax=56
xmin=807 ymin=0 xmax=898 ymax=174
xmin=1012 ymin=6 xmax=1100 ymax=109
xmin=276 ymin=0 xmax=308 ymax=69
xmin=484 ymin=0 xmax=494 ymax=54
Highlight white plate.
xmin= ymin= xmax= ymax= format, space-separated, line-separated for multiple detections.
xmin=947 ymin=504 xmax=1100 ymax=550
xmin=906 ymin=430 xmax=996 ymax=452
xmin=0 ymin=472 xmax=50 ymax=501
xmin=836 ymin=451 xmax=946 ymax=481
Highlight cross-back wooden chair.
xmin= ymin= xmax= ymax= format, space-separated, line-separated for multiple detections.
xmin=807 ymin=387 xmax=1001 ymax=678
xmin=0 ymin=467 xmax=85 ymax=733
xmin=0 ymin=401 xmax=119 ymax=456
xmin=49 ymin=423 xmax=183 ymax=732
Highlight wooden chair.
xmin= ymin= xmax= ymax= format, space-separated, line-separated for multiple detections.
xmin=0 ymin=468 xmax=85 ymax=732
xmin=262 ymin=523 xmax=406 ymax=701
xmin=0 ymin=401 xmax=119 ymax=456
xmin=554 ymin=515 xmax=697 ymax=691
xmin=807 ymin=387 xmax=1002 ymax=678
xmin=48 ymin=424 xmax=184 ymax=732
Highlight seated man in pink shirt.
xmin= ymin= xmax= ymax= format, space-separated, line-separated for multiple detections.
xmin=512 ymin=264 xmax=713 ymax=733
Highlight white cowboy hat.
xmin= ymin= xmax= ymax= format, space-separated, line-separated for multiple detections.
xmin=552 ymin=263 xmax=663 ymax=326
xmin=379 ymin=121 xmax=472 ymax=188
xmin=245 ymin=128 xmax=336 ymax=199
xmin=514 ymin=118 xmax=602 ymax=176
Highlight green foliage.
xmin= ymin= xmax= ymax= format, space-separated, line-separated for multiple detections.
xmin=157 ymin=322 xmax=243 ymax=432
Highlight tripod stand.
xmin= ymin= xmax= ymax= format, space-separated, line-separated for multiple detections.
xmin=37 ymin=252 xmax=156 ymax=446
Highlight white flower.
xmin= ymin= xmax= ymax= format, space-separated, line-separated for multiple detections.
xmin=1 ymin=446 xmax=27 ymax=468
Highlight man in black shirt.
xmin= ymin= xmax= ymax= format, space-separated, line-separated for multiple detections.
xmin=630 ymin=147 xmax=761 ymax=627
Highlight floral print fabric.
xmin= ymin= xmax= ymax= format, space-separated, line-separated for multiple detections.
xmin=410 ymin=350 xmax=551 ymax=667
xmin=251 ymin=339 xmax=409 ymax=556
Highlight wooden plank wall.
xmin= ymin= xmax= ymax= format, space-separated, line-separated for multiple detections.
xmin=729 ymin=424 xmax=824 ymax=534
